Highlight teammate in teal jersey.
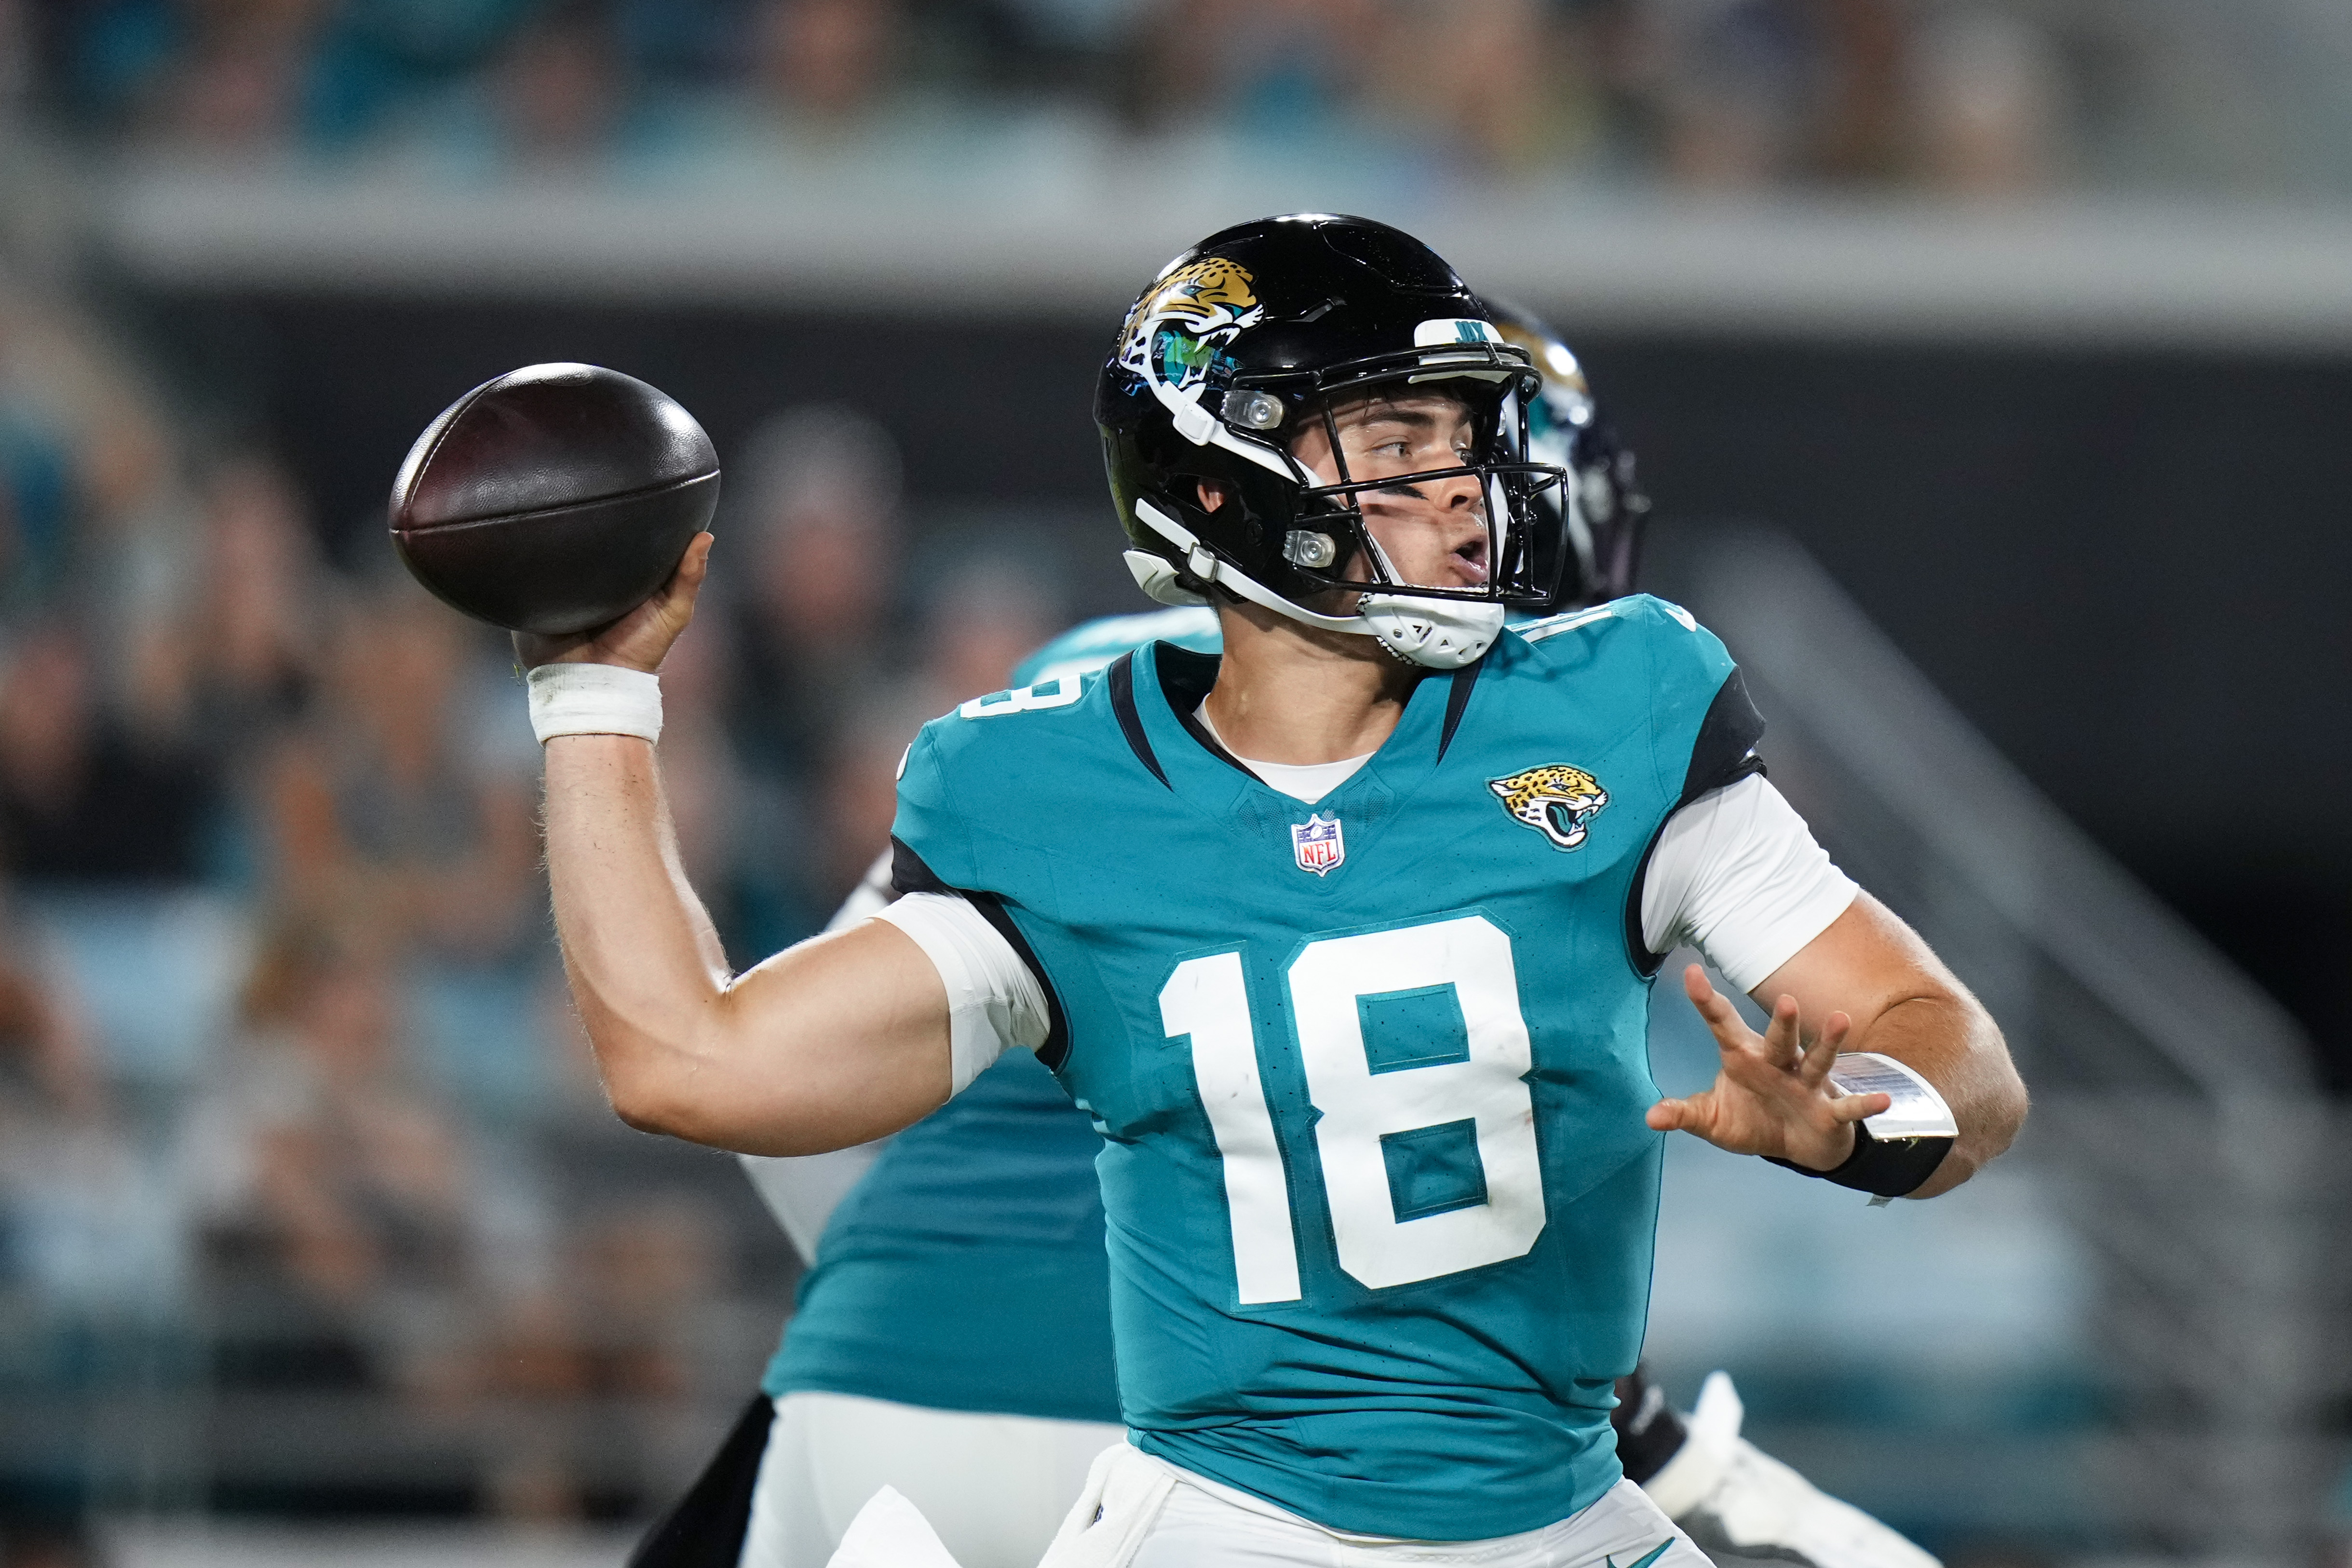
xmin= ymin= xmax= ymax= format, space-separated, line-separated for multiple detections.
xmin=527 ymin=215 xmax=2027 ymax=1568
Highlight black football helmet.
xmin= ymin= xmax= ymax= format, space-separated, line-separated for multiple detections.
xmin=1095 ymin=214 xmax=1566 ymax=668
xmin=1484 ymin=297 xmax=1652 ymax=612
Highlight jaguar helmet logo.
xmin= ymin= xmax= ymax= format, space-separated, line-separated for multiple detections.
xmin=1489 ymin=764 xmax=1610 ymax=850
xmin=1118 ymin=257 xmax=1263 ymax=398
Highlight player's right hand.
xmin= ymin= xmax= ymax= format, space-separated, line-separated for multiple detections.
xmin=508 ymin=533 xmax=705 ymax=677
xmin=513 ymin=530 xmax=712 ymax=675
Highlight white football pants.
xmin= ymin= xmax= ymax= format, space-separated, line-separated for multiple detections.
xmin=1046 ymin=1442 xmax=1714 ymax=1568
xmin=740 ymin=1392 xmax=1124 ymax=1568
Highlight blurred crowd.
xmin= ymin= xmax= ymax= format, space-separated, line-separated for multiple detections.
xmin=4 ymin=0 xmax=2113 ymax=195
xmin=0 ymin=256 xmax=1057 ymax=1540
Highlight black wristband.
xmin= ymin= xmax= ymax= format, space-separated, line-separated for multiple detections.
xmin=1767 ymin=1122 xmax=1952 ymax=1198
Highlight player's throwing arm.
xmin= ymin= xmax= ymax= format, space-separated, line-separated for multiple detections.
xmin=529 ymin=543 xmax=958 ymax=1155
xmin=382 ymin=364 xmax=963 ymax=1158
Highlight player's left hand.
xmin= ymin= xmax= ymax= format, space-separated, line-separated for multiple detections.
xmin=1647 ymin=965 xmax=1892 ymax=1171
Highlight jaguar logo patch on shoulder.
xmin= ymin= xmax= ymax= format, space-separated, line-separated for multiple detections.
xmin=1489 ymin=764 xmax=1610 ymax=851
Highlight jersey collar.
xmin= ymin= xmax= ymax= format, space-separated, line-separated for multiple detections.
xmin=1121 ymin=641 xmax=1480 ymax=814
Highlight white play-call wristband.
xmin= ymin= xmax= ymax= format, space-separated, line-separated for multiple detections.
xmin=527 ymin=662 xmax=663 ymax=745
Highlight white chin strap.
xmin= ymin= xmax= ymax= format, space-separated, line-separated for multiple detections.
xmin=1356 ymin=592 xmax=1505 ymax=670
xmin=1127 ymin=501 xmax=1504 ymax=671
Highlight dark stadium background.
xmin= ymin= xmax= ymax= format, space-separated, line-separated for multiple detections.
xmin=135 ymin=293 xmax=2352 ymax=1090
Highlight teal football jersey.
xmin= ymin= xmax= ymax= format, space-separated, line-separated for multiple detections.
xmin=891 ymin=596 xmax=1760 ymax=1541
xmin=760 ymin=608 xmax=1222 ymax=1420
xmin=762 ymin=1049 xmax=1123 ymax=1420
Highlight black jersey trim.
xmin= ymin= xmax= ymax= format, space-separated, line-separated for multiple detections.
xmin=1624 ymin=668 xmax=1771 ymax=978
xmin=1106 ymin=652 xmax=1170 ymax=788
xmin=890 ymin=837 xmax=1073 ymax=1072
xmin=1677 ymin=667 xmax=1768 ymax=806
xmin=1154 ymin=643 xmax=1258 ymax=781
xmin=1623 ymin=830 xmax=1673 ymax=980
xmin=1159 ymin=641 xmax=1474 ymax=777
xmin=1436 ymin=660 xmax=1481 ymax=763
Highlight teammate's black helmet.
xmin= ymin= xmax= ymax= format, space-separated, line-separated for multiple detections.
xmin=1484 ymin=298 xmax=1652 ymax=612
xmin=1095 ymin=214 xmax=1566 ymax=668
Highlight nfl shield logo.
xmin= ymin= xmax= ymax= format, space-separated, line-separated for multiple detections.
xmin=1291 ymin=813 xmax=1345 ymax=877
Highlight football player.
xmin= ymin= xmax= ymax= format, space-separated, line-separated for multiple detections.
xmin=641 ymin=302 xmax=1933 ymax=1568
xmin=528 ymin=215 xmax=2027 ymax=1568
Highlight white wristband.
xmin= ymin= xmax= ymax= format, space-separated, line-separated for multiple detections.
xmin=527 ymin=662 xmax=663 ymax=745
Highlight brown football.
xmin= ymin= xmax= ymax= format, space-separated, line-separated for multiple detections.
xmin=389 ymin=363 xmax=719 ymax=635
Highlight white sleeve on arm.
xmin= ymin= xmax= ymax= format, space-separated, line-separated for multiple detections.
xmin=873 ymin=892 xmax=1051 ymax=1093
xmin=1640 ymin=774 xmax=1859 ymax=993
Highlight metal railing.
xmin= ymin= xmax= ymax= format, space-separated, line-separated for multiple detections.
xmin=1655 ymin=523 xmax=2343 ymax=1560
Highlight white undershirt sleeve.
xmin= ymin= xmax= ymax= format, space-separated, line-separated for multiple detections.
xmin=873 ymin=892 xmax=1051 ymax=1094
xmin=1640 ymin=773 xmax=1858 ymax=994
